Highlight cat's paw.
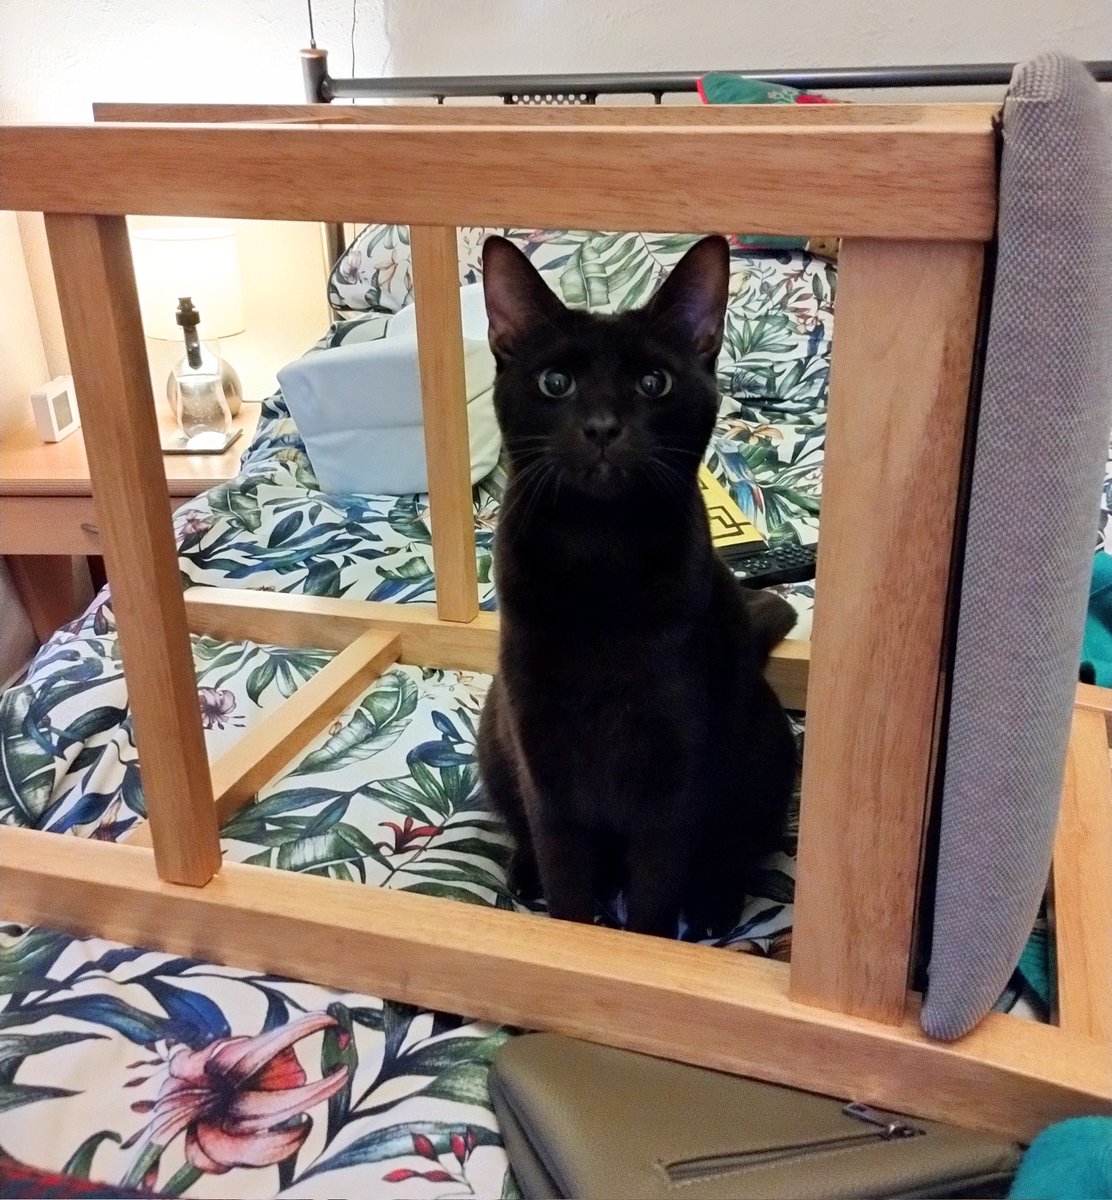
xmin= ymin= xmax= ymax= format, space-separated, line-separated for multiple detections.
xmin=507 ymin=848 xmax=542 ymax=902
xmin=683 ymin=893 xmax=744 ymax=940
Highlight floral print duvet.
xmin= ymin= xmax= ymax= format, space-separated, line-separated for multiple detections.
xmin=0 ymin=242 xmax=1047 ymax=1197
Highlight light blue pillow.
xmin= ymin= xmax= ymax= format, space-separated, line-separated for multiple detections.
xmin=279 ymin=286 xmax=500 ymax=497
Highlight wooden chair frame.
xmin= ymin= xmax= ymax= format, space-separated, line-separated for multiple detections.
xmin=1 ymin=103 xmax=1109 ymax=1143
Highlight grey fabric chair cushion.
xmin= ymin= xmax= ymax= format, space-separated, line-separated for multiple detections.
xmin=921 ymin=54 xmax=1112 ymax=1039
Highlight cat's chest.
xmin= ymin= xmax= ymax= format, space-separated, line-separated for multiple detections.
xmin=503 ymin=618 xmax=709 ymax=715
xmin=503 ymin=623 xmax=710 ymax=812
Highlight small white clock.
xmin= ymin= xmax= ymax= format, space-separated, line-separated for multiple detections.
xmin=30 ymin=375 xmax=80 ymax=443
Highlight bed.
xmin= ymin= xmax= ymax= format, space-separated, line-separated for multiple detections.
xmin=1 ymin=57 xmax=1109 ymax=1197
xmin=2 ymin=227 xmax=1057 ymax=1196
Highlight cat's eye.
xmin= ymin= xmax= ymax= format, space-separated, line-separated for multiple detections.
xmin=538 ymin=368 xmax=576 ymax=398
xmin=636 ymin=369 xmax=672 ymax=398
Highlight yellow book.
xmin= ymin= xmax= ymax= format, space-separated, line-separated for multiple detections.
xmin=697 ymin=464 xmax=766 ymax=558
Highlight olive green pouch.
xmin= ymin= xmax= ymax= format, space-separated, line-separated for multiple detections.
xmin=490 ymin=1034 xmax=1021 ymax=1199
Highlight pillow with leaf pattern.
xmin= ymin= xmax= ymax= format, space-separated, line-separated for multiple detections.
xmin=327 ymin=227 xmax=833 ymax=410
xmin=325 ymin=227 xmax=832 ymax=546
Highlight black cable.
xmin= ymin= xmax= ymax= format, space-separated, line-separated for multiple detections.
xmin=306 ymin=0 xmax=316 ymax=49
xmin=350 ymin=0 xmax=358 ymax=93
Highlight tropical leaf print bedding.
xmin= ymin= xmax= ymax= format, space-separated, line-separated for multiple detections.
xmin=0 ymin=925 xmax=514 ymax=1199
xmin=0 ymin=241 xmax=1046 ymax=1196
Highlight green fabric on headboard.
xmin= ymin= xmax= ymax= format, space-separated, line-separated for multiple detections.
xmin=697 ymin=73 xmax=832 ymax=106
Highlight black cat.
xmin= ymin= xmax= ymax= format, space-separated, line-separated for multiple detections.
xmin=477 ymin=234 xmax=797 ymax=937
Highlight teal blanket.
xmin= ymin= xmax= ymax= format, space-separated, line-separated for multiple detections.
xmin=1080 ymin=552 xmax=1112 ymax=686
xmin=1008 ymin=1118 xmax=1112 ymax=1199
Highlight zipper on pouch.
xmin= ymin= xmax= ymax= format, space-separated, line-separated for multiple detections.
xmin=663 ymin=1103 xmax=925 ymax=1183
xmin=842 ymin=1103 xmax=924 ymax=1140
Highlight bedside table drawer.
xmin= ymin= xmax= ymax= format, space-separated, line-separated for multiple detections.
xmin=0 ymin=495 xmax=187 ymax=555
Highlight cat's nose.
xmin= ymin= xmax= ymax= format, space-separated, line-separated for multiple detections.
xmin=582 ymin=415 xmax=621 ymax=447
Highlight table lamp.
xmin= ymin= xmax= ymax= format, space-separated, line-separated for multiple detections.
xmin=130 ymin=226 xmax=246 ymax=419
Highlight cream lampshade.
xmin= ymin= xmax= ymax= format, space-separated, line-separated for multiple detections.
xmin=130 ymin=226 xmax=246 ymax=415
xmin=131 ymin=227 xmax=245 ymax=339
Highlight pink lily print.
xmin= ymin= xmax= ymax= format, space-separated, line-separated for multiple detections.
xmin=127 ymin=1013 xmax=348 ymax=1176
xmin=197 ymin=687 xmax=239 ymax=730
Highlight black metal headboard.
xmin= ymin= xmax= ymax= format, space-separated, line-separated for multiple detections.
xmin=304 ymin=48 xmax=1112 ymax=290
xmin=301 ymin=48 xmax=1112 ymax=105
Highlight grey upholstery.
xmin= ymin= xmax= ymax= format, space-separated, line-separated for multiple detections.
xmin=921 ymin=54 xmax=1112 ymax=1039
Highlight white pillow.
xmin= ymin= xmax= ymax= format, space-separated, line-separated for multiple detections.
xmin=386 ymin=281 xmax=491 ymax=342
xmin=279 ymin=299 xmax=500 ymax=496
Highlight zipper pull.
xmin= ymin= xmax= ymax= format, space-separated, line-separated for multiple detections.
xmin=842 ymin=1102 xmax=924 ymax=1139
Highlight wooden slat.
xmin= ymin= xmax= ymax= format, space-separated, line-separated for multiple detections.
xmin=180 ymin=588 xmax=811 ymax=708
xmin=790 ymin=239 xmax=984 ymax=1022
xmin=91 ymin=101 xmax=1000 ymax=129
xmin=1075 ymin=681 xmax=1112 ymax=742
xmin=42 ymin=215 xmax=220 ymax=886
xmin=1051 ymin=707 xmax=1112 ymax=1043
xmin=410 ymin=226 xmax=480 ymax=623
xmin=124 ymin=630 xmax=401 ymax=847
xmin=183 ymin=587 xmax=500 ymax=662
xmin=765 ymin=636 xmax=809 ymax=712
xmin=2 ymin=826 xmax=1108 ymax=1143
xmin=1 ymin=122 xmax=996 ymax=240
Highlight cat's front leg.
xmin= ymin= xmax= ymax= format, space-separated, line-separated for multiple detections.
xmin=624 ymin=823 xmax=688 ymax=938
xmin=532 ymin=819 xmax=597 ymax=925
xmin=507 ymin=841 xmax=541 ymax=902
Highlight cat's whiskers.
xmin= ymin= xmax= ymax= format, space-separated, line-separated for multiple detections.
xmin=500 ymin=456 xmax=558 ymax=532
xmin=652 ymin=441 xmax=703 ymax=459
xmin=505 ymin=434 xmax=553 ymax=448
xmin=517 ymin=461 xmax=559 ymax=532
xmin=646 ymin=455 xmax=708 ymax=543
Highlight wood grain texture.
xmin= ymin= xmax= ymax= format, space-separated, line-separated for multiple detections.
xmin=0 ymin=495 xmax=195 ymax=555
xmin=124 ymin=630 xmax=401 ymax=848
xmin=1051 ymin=707 xmax=1112 ymax=1043
xmin=182 ymin=587 xmax=501 ymax=663
xmin=2 ymin=825 xmax=1108 ymax=1144
xmin=5 ymin=555 xmax=82 ymax=641
xmin=91 ymin=101 xmax=1000 ymax=129
xmin=1075 ymin=682 xmax=1112 ymax=712
xmin=42 ymin=215 xmax=220 ymax=886
xmin=0 ymin=409 xmax=259 ymax=497
xmin=410 ymin=226 xmax=479 ymax=622
xmin=765 ymin=636 xmax=809 ymax=712
xmin=791 ymin=239 xmax=984 ymax=1022
xmin=0 ymin=497 xmax=104 ymax=554
xmin=180 ymin=588 xmax=810 ymax=707
xmin=1075 ymin=682 xmax=1112 ymax=743
xmin=2 ymin=122 xmax=996 ymax=240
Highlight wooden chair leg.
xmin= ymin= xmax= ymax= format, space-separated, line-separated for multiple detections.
xmin=790 ymin=239 xmax=985 ymax=1023
xmin=1050 ymin=706 xmax=1112 ymax=1043
xmin=44 ymin=213 xmax=220 ymax=886
xmin=6 ymin=555 xmax=81 ymax=642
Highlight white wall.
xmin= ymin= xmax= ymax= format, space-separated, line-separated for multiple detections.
xmin=0 ymin=1 xmax=365 ymax=411
xmin=380 ymin=0 xmax=1109 ymax=85
xmin=0 ymin=0 xmax=1106 ymax=412
xmin=3 ymin=0 xmax=1107 ymax=412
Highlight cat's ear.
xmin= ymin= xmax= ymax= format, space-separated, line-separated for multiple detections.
xmin=482 ymin=235 xmax=564 ymax=359
xmin=647 ymin=235 xmax=730 ymax=358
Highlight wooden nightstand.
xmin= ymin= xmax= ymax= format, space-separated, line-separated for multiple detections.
xmin=0 ymin=405 xmax=260 ymax=641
